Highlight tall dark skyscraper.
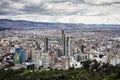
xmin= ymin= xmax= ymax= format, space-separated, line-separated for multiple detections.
xmin=62 ymin=30 xmax=66 ymax=56
xmin=62 ymin=30 xmax=64 ymax=42
xmin=44 ymin=37 xmax=48 ymax=51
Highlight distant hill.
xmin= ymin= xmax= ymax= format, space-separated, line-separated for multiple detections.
xmin=0 ymin=19 xmax=119 ymax=30
xmin=0 ymin=27 xmax=11 ymax=31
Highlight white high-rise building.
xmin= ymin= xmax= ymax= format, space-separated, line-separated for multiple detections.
xmin=32 ymin=53 xmax=42 ymax=69
xmin=41 ymin=53 xmax=49 ymax=69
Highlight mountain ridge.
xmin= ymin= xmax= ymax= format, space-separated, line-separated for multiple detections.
xmin=0 ymin=19 xmax=119 ymax=30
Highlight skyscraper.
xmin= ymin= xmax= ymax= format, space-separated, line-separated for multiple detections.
xmin=62 ymin=30 xmax=64 ymax=41
xmin=44 ymin=37 xmax=48 ymax=51
xmin=32 ymin=53 xmax=41 ymax=69
xmin=62 ymin=30 xmax=66 ymax=56
xmin=42 ymin=53 xmax=49 ymax=69
xmin=15 ymin=48 xmax=26 ymax=64
xmin=26 ymin=48 xmax=32 ymax=61
xmin=66 ymin=36 xmax=71 ymax=57
xmin=19 ymin=50 xmax=26 ymax=63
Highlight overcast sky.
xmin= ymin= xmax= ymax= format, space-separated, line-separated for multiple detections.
xmin=0 ymin=0 xmax=120 ymax=24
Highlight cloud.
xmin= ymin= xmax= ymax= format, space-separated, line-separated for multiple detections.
xmin=0 ymin=0 xmax=120 ymax=24
xmin=0 ymin=0 xmax=25 ymax=15
xmin=84 ymin=0 xmax=120 ymax=4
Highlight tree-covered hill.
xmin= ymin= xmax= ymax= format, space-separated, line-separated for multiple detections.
xmin=0 ymin=61 xmax=120 ymax=80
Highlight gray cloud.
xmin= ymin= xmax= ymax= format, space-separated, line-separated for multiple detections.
xmin=0 ymin=0 xmax=120 ymax=16
xmin=0 ymin=0 xmax=120 ymax=24
xmin=0 ymin=0 xmax=23 ymax=15
xmin=20 ymin=1 xmax=87 ymax=16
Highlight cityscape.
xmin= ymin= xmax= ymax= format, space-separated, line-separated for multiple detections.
xmin=0 ymin=26 xmax=120 ymax=70
xmin=0 ymin=0 xmax=120 ymax=80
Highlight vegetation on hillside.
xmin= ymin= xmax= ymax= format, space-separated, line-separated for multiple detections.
xmin=0 ymin=60 xmax=120 ymax=80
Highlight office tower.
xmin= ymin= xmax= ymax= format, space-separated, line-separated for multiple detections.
xmin=26 ymin=48 xmax=32 ymax=61
xmin=15 ymin=48 xmax=26 ymax=64
xmin=32 ymin=53 xmax=41 ymax=69
xmin=81 ymin=45 xmax=85 ymax=53
xmin=63 ymin=34 xmax=66 ymax=56
xmin=62 ymin=30 xmax=64 ymax=41
xmin=19 ymin=50 xmax=26 ymax=63
xmin=66 ymin=36 xmax=71 ymax=57
xmin=42 ymin=53 xmax=49 ymax=69
xmin=44 ymin=37 xmax=48 ymax=51
xmin=62 ymin=30 xmax=66 ymax=56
